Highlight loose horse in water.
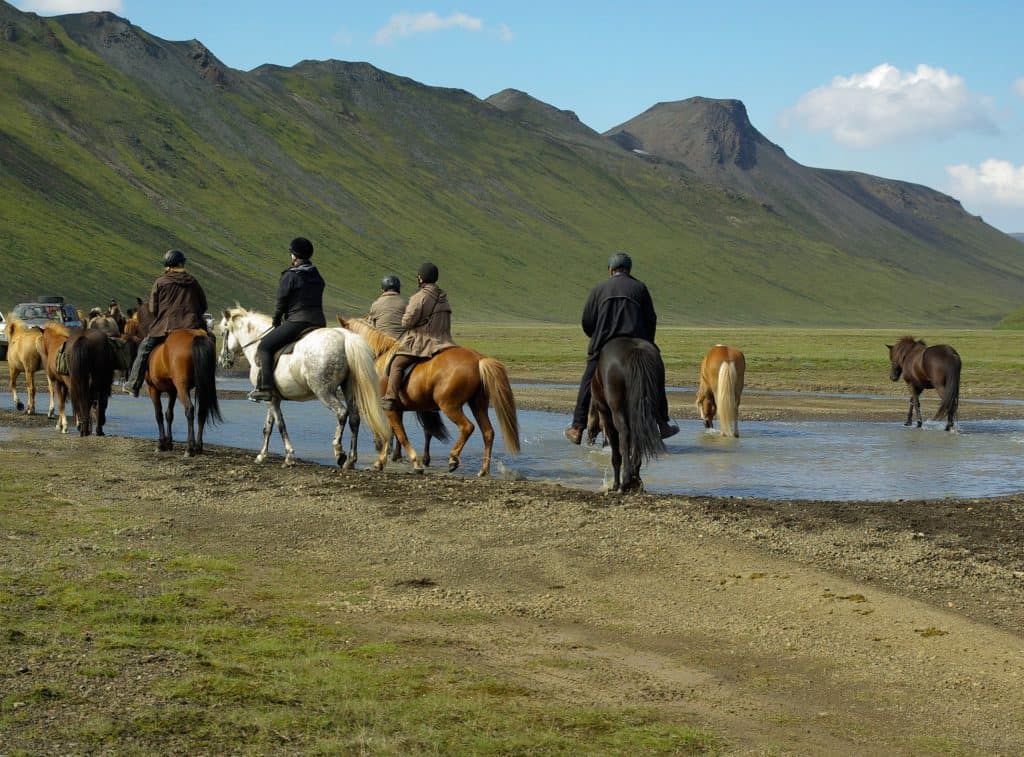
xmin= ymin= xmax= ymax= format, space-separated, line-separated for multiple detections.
xmin=141 ymin=329 xmax=222 ymax=455
xmin=589 ymin=337 xmax=666 ymax=493
xmin=38 ymin=323 xmax=115 ymax=436
xmin=696 ymin=344 xmax=745 ymax=437
xmin=339 ymin=317 xmax=520 ymax=476
xmin=887 ymin=336 xmax=961 ymax=431
xmin=218 ymin=307 xmax=389 ymax=468
xmin=5 ymin=315 xmax=53 ymax=417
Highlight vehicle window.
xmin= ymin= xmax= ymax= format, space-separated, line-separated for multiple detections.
xmin=63 ymin=305 xmax=77 ymax=321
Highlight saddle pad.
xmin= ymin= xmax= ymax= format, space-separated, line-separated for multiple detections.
xmin=260 ymin=326 xmax=322 ymax=366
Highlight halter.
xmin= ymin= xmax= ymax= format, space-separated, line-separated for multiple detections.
xmin=219 ymin=318 xmax=272 ymax=368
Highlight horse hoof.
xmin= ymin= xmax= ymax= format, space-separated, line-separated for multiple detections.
xmin=336 ymin=452 xmax=348 ymax=467
xmin=916 ymin=422 xmax=923 ymax=428
xmin=16 ymin=401 xmax=24 ymax=411
xmin=96 ymin=430 xmax=105 ymax=437
xmin=448 ymin=459 xmax=459 ymax=473
xmin=283 ymin=459 xmax=295 ymax=468
xmin=373 ymin=461 xmax=384 ymax=471
xmin=423 ymin=456 xmax=431 ymax=467
xmin=255 ymin=455 xmax=266 ymax=464
xmin=477 ymin=469 xmax=488 ymax=478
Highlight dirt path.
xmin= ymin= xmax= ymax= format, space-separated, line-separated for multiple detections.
xmin=3 ymin=400 xmax=1024 ymax=753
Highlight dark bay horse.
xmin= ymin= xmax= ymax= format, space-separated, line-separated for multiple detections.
xmin=590 ymin=337 xmax=666 ymax=493
xmin=340 ymin=317 xmax=520 ymax=476
xmin=144 ymin=329 xmax=222 ymax=455
xmin=887 ymin=336 xmax=961 ymax=431
xmin=39 ymin=323 xmax=115 ymax=436
xmin=696 ymin=344 xmax=746 ymax=437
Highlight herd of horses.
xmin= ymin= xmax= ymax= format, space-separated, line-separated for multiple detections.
xmin=4 ymin=302 xmax=964 ymax=493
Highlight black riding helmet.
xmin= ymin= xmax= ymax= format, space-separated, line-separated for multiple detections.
xmin=289 ymin=237 xmax=314 ymax=259
xmin=417 ymin=262 xmax=439 ymax=284
xmin=607 ymin=251 xmax=632 ymax=272
xmin=163 ymin=249 xmax=186 ymax=267
xmin=381 ymin=274 xmax=401 ymax=293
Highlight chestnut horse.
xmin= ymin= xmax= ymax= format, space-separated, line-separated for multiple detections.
xmin=5 ymin=315 xmax=53 ymax=417
xmin=143 ymin=329 xmax=222 ymax=455
xmin=38 ymin=323 xmax=114 ymax=436
xmin=339 ymin=317 xmax=520 ymax=476
xmin=887 ymin=336 xmax=961 ymax=431
xmin=696 ymin=344 xmax=746 ymax=437
xmin=590 ymin=337 xmax=666 ymax=493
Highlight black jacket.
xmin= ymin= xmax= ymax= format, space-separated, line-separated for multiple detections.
xmin=273 ymin=261 xmax=326 ymax=327
xmin=581 ymin=272 xmax=657 ymax=357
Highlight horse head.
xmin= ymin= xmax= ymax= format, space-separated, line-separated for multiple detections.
xmin=695 ymin=386 xmax=716 ymax=427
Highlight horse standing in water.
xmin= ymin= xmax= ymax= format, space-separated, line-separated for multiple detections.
xmin=38 ymin=323 xmax=115 ymax=436
xmin=4 ymin=316 xmax=53 ymax=417
xmin=141 ymin=329 xmax=222 ymax=456
xmin=589 ymin=337 xmax=666 ymax=493
xmin=339 ymin=317 xmax=520 ymax=476
xmin=696 ymin=345 xmax=746 ymax=437
xmin=218 ymin=307 xmax=389 ymax=468
xmin=887 ymin=336 xmax=961 ymax=431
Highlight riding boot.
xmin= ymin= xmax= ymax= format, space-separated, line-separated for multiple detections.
xmin=124 ymin=336 xmax=158 ymax=397
xmin=248 ymin=368 xmax=274 ymax=402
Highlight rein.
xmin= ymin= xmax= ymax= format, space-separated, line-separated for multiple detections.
xmin=239 ymin=326 xmax=273 ymax=350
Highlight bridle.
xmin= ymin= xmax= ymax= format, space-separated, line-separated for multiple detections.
xmin=218 ymin=318 xmax=272 ymax=368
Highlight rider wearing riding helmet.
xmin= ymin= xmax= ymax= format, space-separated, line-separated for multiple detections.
xmin=564 ymin=251 xmax=678 ymax=444
xmin=125 ymin=249 xmax=208 ymax=397
xmin=368 ymin=274 xmax=406 ymax=340
xmin=381 ymin=262 xmax=454 ymax=411
xmin=247 ymin=237 xmax=326 ymax=402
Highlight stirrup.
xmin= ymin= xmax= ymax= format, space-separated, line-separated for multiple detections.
xmin=248 ymin=388 xmax=274 ymax=402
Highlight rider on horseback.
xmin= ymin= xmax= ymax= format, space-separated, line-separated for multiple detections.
xmin=367 ymin=274 xmax=406 ymax=339
xmin=564 ymin=252 xmax=678 ymax=444
xmin=125 ymin=249 xmax=208 ymax=397
xmin=248 ymin=237 xmax=326 ymax=402
xmin=381 ymin=262 xmax=454 ymax=411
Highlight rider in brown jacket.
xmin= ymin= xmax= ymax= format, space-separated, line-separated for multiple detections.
xmin=368 ymin=274 xmax=406 ymax=340
xmin=381 ymin=262 xmax=454 ymax=410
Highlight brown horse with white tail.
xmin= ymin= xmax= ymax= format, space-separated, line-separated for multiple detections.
xmin=696 ymin=345 xmax=746 ymax=437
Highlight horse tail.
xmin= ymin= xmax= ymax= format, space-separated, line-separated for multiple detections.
xmin=67 ymin=336 xmax=94 ymax=427
xmin=717 ymin=361 xmax=739 ymax=437
xmin=623 ymin=347 xmax=666 ymax=468
xmin=934 ymin=352 xmax=961 ymax=426
xmin=192 ymin=334 xmax=222 ymax=426
xmin=416 ymin=411 xmax=450 ymax=442
xmin=344 ymin=333 xmax=391 ymax=445
xmin=479 ymin=357 xmax=520 ymax=455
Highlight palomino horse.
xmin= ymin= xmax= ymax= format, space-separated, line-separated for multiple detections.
xmin=887 ymin=336 xmax=961 ymax=431
xmin=339 ymin=317 xmax=520 ymax=476
xmin=4 ymin=315 xmax=53 ymax=417
xmin=38 ymin=323 xmax=115 ymax=436
xmin=590 ymin=337 xmax=666 ymax=493
xmin=142 ymin=329 xmax=222 ymax=456
xmin=218 ymin=307 xmax=389 ymax=468
xmin=696 ymin=344 xmax=746 ymax=437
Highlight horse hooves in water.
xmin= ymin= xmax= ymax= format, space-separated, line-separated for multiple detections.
xmin=916 ymin=421 xmax=923 ymax=428
xmin=448 ymin=458 xmax=459 ymax=473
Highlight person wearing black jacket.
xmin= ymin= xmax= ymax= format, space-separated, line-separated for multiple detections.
xmin=564 ymin=252 xmax=678 ymax=444
xmin=247 ymin=237 xmax=326 ymax=402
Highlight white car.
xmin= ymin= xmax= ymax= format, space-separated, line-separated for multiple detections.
xmin=0 ymin=311 xmax=7 ymax=360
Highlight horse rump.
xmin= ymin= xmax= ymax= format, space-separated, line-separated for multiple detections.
xmin=621 ymin=346 xmax=666 ymax=466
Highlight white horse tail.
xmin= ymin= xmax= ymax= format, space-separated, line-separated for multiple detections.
xmin=479 ymin=357 xmax=520 ymax=455
xmin=344 ymin=332 xmax=391 ymax=445
xmin=717 ymin=361 xmax=740 ymax=437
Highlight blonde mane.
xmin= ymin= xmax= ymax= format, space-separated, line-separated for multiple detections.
xmin=340 ymin=317 xmax=398 ymax=371
xmin=42 ymin=321 xmax=70 ymax=338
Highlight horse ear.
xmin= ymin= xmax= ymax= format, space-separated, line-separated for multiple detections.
xmin=337 ymin=315 xmax=346 ymax=326
xmin=885 ymin=344 xmax=893 ymax=350
xmin=222 ymin=309 xmax=231 ymax=320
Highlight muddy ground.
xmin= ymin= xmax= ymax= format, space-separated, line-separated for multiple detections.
xmin=3 ymin=372 xmax=1024 ymax=753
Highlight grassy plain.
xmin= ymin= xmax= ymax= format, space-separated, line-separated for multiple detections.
xmin=452 ymin=324 xmax=1024 ymax=398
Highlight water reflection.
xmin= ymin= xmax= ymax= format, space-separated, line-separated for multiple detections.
xmin=4 ymin=393 xmax=1023 ymax=501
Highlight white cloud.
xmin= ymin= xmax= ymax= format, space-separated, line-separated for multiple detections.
xmin=16 ymin=0 xmax=122 ymax=12
xmin=1015 ymin=77 xmax=1024 ymax=99
xmin=785 ymin=63 xmax=997 ymax=148
xmin=947 ymin=159 xmax=1024 ymax=206
xmin=373 ymin=11 xmax=483 ymax=45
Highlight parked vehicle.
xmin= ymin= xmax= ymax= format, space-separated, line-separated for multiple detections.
xmin=11 ymin=296 xmax=83 ymax=332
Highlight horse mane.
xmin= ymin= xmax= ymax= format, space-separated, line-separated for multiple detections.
xmin=897 ymin=335 xmax=925 ymax=347
xmin=340 ymin=317 xmax=399 ymax=365
xmin=42 ymin=321 xmax=70 ymax=338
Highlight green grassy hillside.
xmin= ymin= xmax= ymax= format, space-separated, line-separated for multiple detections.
xmin=1 ymin=3 xmax=1023 ymax=326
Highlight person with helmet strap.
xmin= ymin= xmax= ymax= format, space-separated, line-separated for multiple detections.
xmin=564 ymin=251 xmax=678 ymax=444
xmin=381 ymin=262 xmax=454 ymax=411
xmin=125 ymin=249 xmax=209 ymax=397
xmin=247 ymin=237 xmax=326 ymax=402
xmin=368 ymin=274 xmax=406 ymax=339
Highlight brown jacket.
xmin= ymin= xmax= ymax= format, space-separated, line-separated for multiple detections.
xmin=368 ymin=291 xmax=407 ymax=340
xmin=147 ymin=269 xmax=208 ymax=338
xmin=396 ymin=283 xmax=454 ymax=357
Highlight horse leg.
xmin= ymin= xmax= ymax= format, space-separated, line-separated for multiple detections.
xmin=422 ymin=432 xmax=432 ymax=467
xmin=53 ymin=380 xmax=68 ymax=433
xmin=318 ymin=385 xmax=353 ymax=469
xmin=26 ymin=368 xmax=36 ymax=415
xmin=272 ymin=400 xmax=296 ymax=466
xmin=151 ymin=390 xmax=169 ymax=451
xmin=46 ymin=375 xmax=56 ymax=419
xmin=913 ymin=388 xmax=923 ymax=428
xmin=613 ymin=408 xmax=638 ymax=493
xmin=178 ymin=382 xmax=197 ymax=457
xmin=10 ymin=365 xmax=23 ymax=412
xmin=904 ymin=388 xmax=917 ymax=426
xmin=934 ymin=382 xmax=955 ymax=431
xmin=255 ymin=407 xmax=275 ymax=464
xmin=439 ymin=401 xmax=475 ymax=474
xmin=605 ymin=413 xmax=622 ymax=493
xmin=469 ymin=393 xmax=495 ymax=477
xmin=95 ymin=386 xmax=108 ymax=437
xmin=382 ymin=410 xmax=422 ymax=473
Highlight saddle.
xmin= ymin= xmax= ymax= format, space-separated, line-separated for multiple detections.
xmin=254 ymin=326 xmax=321 ymax=368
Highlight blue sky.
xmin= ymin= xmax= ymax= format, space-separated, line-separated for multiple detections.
xmin=16 ymin=0 xmax=1024 ymax=232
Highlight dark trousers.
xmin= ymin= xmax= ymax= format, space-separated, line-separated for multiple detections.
xmin=127 ymin=335 xmax=163 ymax=391
xmin=571 ymin=350 xmax=670 ymax=429
xmin=255 ymin=321 xmax=318 ymax=391
xmin=384 ymin=354 xmax=417 ymax=402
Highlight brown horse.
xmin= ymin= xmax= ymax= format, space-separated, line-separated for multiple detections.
xmin=339 ymin=317 xmax=520 ymax=476
xmin=38 ymin=323 xmax=115 ymax=436
xmin=696 ymin=344 xmax=746 ymax=437
xmin=887 ymin=336 xmax=961 ymax=431
xmin=143 ymin=329 xmax=222 ymax=455
xmin=590 ymin=337 xmax=666 ymax=493
xmin=5 ymin=315 xmax=53 ymax=417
